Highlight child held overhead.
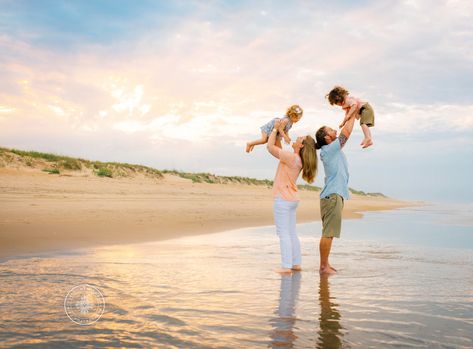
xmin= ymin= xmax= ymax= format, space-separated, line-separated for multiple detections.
xmin=326 ymin=86 xmax=375 ymax=148
xmin=246 ymin=105 xmax=303 ymax=153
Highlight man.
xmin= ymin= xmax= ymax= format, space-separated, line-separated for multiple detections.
xmin=315 ymin=115 xmax=356 ymax=274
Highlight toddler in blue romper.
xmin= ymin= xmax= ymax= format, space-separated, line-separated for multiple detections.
xmin=246 ymin=105 xmax=303 ymax=153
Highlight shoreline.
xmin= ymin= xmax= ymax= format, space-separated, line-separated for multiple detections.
xmin=0 ymin=167 xmax=417 ymax=259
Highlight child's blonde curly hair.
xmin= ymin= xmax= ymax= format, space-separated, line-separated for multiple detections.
xmin=286 ymin=104 xmax=303 ymax=121
xmin=326 ymin=86 xmax=349 ymax=105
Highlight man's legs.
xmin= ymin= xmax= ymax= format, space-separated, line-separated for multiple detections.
xmin=319 ymin=237 xmax=336 ymax=274
xmin=319 ymin=194 xmax=343 ymax=274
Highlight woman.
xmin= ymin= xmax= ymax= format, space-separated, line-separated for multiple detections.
xmin=267 ymin=120 xmax=317 ymax=274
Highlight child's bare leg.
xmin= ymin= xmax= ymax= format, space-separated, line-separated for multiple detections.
xmin=246 ymin=132 xmax=268 ymax=153
xmin=360 ymin=124 xmax=373 ymax=148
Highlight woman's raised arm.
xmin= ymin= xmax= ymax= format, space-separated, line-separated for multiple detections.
xmin=267 ymin=120 xmax=282 ymax=159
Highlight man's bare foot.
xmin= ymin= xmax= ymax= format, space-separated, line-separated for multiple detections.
xmin=361 ymin=138 xmax=373 ymax=148
xmin=291 ymin=265 xmax=302 ymax=271
xmin=246 ymin=143 xmax=254 ymax=153
xmin=276 ymin=268 xmax=293 ymax=275
xmin=319 ymin=266 xmax=337 ymax=275
xmin=328 ymin=265 xmax=337 ymax=272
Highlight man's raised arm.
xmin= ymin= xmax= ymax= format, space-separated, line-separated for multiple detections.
xmin=339 ymin=114 xmax=356 ymax=148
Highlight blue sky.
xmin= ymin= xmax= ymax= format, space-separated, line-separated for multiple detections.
xmin=0 ymin=0 xmax=472 ymax=203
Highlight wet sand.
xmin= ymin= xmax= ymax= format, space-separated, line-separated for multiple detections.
xmin=0 ymin=167 xmax=413 ymax=258
xmin=0 ymin=217 xmax=471 ymax=348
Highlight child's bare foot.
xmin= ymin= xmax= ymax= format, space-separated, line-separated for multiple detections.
xmin=291 ymin=265 xmax=302 ymax=271
xmin=361 ymin=138 xmax=373 ymax=148
xmin=276 ymin=268 xmax=293 ymax=275
xmin=246 ymin=143 xmax=254 ymax=153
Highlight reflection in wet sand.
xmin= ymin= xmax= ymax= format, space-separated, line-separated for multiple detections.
xmin=269 ymin=272 xmax=301 ymax=348
xmin=1 ymin=217 xmax=472 ymax=348
xmin=317 ymin=275 xmax=343 ymax=349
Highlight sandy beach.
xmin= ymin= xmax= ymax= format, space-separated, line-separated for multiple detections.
xmin=0 ymin=165 xmax=412 ymax=259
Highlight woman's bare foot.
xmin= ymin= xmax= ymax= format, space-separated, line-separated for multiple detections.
xmin=361 ymin=138 xmax=373 ymax=148
xmin=291 ymin=265 xmax=302 ymax=271
xmin=328 ymin=264 xmax=337 ymax=272
xmin=246 ymin=143 xmax=254 ymax=153
xmin=276 ymin=268 xmax=293 ymax=275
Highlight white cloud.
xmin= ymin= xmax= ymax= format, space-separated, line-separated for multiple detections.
xmin=0 ymin=105 xmax=15 ymax=113
xmin=48 ymin=104 xmax=65 ymax=116
xmin=1 ymin=0 xmax=473 ymax=202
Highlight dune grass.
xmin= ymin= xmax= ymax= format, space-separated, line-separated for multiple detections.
xmin=95 ymin=167 xmax=113 ymax=178
xmin=298 ymin=184 xmax=322 ymax=191
xmin=42 ymin=168 xmax=60 ymax=174
xmin=161 ymin=169 xmax=274 ymax=186
xmin=0 ymin=147 xmax=163 ymax=179
xmin=0 ymin=146 xmax=386 ymax=196
xmin=349 ymin=188 xmax=386 ymax=198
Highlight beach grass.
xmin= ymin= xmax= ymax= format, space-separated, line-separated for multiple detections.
xmin=298 ymin=184 xmax=322 ymax=191
xmin=0 ymin=146 xmax=386 ymax=196
xmin=349 ymin=188 xmax=386 ymax=198
xmin=42 ymin=168 xmax=60 ymax=174
xmin=95 ymin=167 xmax=113 ymax=178
xmin=161 ymin=169 xmax=274 ymax=186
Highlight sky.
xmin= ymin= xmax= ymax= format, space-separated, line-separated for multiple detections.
xmin=0 ymin=0 xmax=472 ymax=203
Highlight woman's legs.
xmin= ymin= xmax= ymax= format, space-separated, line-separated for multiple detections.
xmin=288 ymin=201 xmax=301 ymax=269
xmin=274 ymin=198 xmax=293 ymax=272
xmin=274 ymin=198 xmax=301 ymax=273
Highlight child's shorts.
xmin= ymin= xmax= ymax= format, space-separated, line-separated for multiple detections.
xmin=260 ymin=118 xmax=277 ymax=135
xmin=359 ymin=103 xmax=375 ymax=127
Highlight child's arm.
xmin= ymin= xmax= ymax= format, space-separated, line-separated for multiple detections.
xmin=339 ymin=104 xmax=358 ymax=128
xmin=279 ymin=130 xmax=291 ymax=144
xmin=278 ymin=119 xmax=291 ymax=144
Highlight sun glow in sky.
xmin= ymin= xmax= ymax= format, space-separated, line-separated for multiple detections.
xmin=1 ymin=0 xmax=472 ymax=202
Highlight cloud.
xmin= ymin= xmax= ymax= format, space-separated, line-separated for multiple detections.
xmin=1 ymin=0 xmax=472 ymax=202
xmin=2 ymin=1 xmax=472 ymax=129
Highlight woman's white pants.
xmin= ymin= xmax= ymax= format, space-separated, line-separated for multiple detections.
xmin=273 ymin=197 xmax=301 ymax=269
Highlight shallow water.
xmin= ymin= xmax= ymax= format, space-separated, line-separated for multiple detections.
xmin=0 ymin=205 xmax=472 ymax=348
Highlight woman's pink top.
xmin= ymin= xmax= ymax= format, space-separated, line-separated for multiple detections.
xmin=341 ymin=95 xmax=366 ymax=114
xmin=273 ymin=149 xmax=302 ymax=201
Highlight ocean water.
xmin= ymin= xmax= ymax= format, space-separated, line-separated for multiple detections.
xmin=0 ymin=204 xmax=472 ymax=348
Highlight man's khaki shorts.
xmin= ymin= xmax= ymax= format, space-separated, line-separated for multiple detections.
xmin=320 ymin=193 xmax=344 ymax=238
xmin=359 ymin=103 xmax=375 ymax=127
